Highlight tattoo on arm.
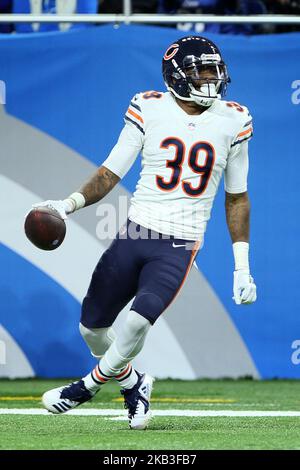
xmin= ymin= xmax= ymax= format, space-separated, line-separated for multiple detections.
xmin=78 ymin=166 xmax=120 ymax=207
xmin=225 ymin=191 xmax=250 ymax=243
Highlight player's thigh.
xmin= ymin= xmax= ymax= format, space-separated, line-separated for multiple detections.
xmin=81 ymin=236 xmax=140 ymax=328
xmin=132 ymin=241 xmax=198 ymax=324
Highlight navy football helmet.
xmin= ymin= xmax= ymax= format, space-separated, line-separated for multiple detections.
xmin=162 ymin=36 xmax=230 ymax=107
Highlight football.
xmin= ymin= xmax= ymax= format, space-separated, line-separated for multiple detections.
xmin=24 ymin=207 xmax=66 ymax=251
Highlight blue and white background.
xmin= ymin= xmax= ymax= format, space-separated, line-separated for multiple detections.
xmin=0 ymin=25 xmax=300 ymax=379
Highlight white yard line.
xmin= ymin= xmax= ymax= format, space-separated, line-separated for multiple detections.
xmin=1 ymin=409 xmax=300 ymax=417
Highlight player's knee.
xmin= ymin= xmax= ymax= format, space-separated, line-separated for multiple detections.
xmin=125 ymin=310 xmax=151 ymax=336
xmin=132 ymin=293 xmax=164 ymax=325
xmin=79 ymin=323 xmax=116 ymax=358
xmin=114 ymin=311 xmax=151 ymax=362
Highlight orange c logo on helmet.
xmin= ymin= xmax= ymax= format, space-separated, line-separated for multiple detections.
xmin=164 ymin=43 xmax=179 ymax=61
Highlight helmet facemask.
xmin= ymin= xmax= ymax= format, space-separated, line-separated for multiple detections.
xmin=166 ymin=53 xmax=230 ymax=108
xmin=184 ymin=55 xmax=227 ymax=107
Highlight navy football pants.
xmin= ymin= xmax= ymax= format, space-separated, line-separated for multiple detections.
xmin=81 ymin=220 xmax=199 ymax=327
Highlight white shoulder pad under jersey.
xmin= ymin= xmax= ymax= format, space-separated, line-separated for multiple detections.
xmin=124 ymin=90 xmax=170 ymax=132
xmin=213 ymin=99 xmax=253 ymax=146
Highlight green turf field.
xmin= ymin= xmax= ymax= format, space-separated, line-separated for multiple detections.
xmin=0 ymin=379 xmax=300 ymax=450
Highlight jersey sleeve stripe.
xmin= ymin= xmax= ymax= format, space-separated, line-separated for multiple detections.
xmin=127 ymin=107 xmax=144 ymax=124
xmin=124 ymin=116 xmax=145 ymax=134
xmin=237 ymin=126 xmax=253 ymax=138
xmin=130 ymin=100 xmax=141 ymax=112
xmin=243 ymin=119 xmax=252 ymax=128
xmin=231 ymin=132 xmax=253 ymax=147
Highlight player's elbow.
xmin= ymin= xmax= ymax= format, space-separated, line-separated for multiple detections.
xmin=225 ymin=191 xmax=249 ymax=207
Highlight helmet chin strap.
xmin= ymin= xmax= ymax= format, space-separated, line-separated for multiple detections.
xmin=189 ymin=83 xmax=221 ymax=107
xmin=167 ymin=82 xmax=221 ymax=108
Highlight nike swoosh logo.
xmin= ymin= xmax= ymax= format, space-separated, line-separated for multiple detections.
xmin=172 ymin=243 xmax=186 ymax=248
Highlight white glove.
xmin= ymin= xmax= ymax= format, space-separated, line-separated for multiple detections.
xmin=233 ymin=269 xmax=257 ymax=305
xmin=32 ymin=199 xmax=74 ymax=220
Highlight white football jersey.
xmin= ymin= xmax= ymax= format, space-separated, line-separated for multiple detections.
xmin=103 ymin=91 xmax=253 ymax=242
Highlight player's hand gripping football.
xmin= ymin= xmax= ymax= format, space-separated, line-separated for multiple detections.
xmin=233 ymin=270 xmax=257 ymax=305
xmin=31 ymin=200 xmax=72 ymax=220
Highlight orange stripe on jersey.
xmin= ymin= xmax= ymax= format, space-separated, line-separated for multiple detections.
xmin=127 ymin=108 xmax=144 ymax=124
xmin=237 ymin=127 xmax=253 ymax=138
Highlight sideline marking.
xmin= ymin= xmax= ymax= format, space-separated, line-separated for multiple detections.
xmin=1 ymin=409 xmax=300 ymax=417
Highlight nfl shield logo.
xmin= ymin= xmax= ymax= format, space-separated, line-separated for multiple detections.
xmin=188 ymin=122 xmax=196 ymax=131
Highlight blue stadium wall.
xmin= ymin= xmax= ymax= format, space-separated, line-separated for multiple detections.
xmin=0 ymin=25 xmax=300 ymax=379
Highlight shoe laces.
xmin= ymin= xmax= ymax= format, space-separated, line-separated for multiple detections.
xmin=60 ymin=380 xmax=92 ymax=402
xmin=121 ymin=380 xmax=149 ymax=418
xmin=121 ymin=388 xmax=139 ymax=417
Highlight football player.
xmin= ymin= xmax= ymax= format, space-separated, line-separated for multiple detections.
xmin=33 ymin=36 xmax=257 ymax=430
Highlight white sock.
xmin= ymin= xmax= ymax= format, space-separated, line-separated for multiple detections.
xmin=82 ymin=363 xmax=112 ymax=393
xmin=100 ymin=357 xmax=139 ymax=390
xmin=83 ymin=361 xmax=138 ymax=392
